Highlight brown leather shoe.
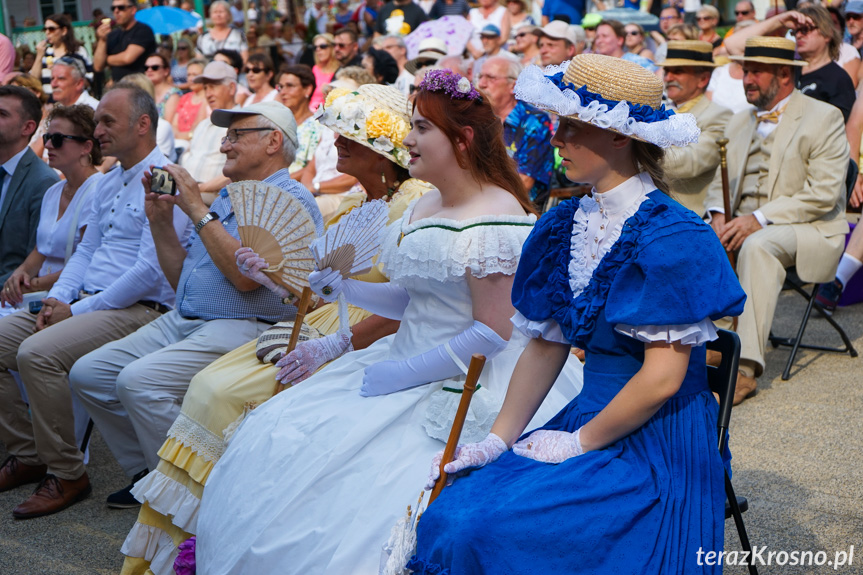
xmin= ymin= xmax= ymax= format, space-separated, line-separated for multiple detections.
xmin=12 ymin=472 xmax=91 ymax=519
xmin=0 ymin=456 xmax=47 ymax=493
xmin=733 ymin=372 xmax=758 ymax=406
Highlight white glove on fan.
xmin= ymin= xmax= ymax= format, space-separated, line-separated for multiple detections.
xmin=425 ymin=432 xmax=508 ymax=489
xmin=236 ymin=247 xmax=292 ymax=300
xmin=512 ymin=428 xmax=584 ymax=463
xmin=308 ymin=267 xmax=410 ymax=320
xmin=359 ymin=320 xmax=508 ymax=397
xmin=274 ymin=331 xmax=353 ymax=385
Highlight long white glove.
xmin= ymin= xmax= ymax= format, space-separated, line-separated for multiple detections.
xmin=425 ymin=432 xmax=508 ymax=489
xmin=512 ymin=428 xmax=584 ymax=463
xmin=359 ymin=320 xmax=508 ymax=397
xmin=308 ymin=267 xmax=410 ymax=320
xmin=274 ymin=332 xmax=353 ymax=385
xmin=236 ymin=247 xmax=292 ymax=300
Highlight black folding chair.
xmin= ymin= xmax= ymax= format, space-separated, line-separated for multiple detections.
xmin=706 ymin=330 xmax=758 ymax=575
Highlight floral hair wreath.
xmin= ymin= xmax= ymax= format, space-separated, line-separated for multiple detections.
xmin=417 ymin=69 xmax=482 ymax=102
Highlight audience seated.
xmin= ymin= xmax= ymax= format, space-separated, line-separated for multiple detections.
xmin=171 ymin=58 xmax=209 ymax=152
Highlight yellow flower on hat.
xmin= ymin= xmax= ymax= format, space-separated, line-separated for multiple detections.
xmin=325 ymin=88 xmax=353 ymax=108
xmin=366 ymin=109 xmax=409 ymax=147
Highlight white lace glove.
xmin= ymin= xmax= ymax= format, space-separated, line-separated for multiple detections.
xmin=512 ymin=428 xmax=584 ymax=464
xmin=359 ymin=320 xmax=508 ymax=397
xmin=425 ymin=432 xmax=508 ymax=489
xmin=310 ymin=267 xmax=411 ymax=320
xmin=274 ymin=331 xmax=353 ymax=385
xmin=236 ymin=247 xmax=292 ymax=300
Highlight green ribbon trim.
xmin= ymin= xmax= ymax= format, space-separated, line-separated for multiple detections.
xmin=403 ymin=221 xmax=533 ymax=238
xmin=442 ymin=384 xmax=482 ymax=394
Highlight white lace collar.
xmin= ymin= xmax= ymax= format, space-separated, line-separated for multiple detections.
xmin=568 ymin=172 xmax=655 ymax=298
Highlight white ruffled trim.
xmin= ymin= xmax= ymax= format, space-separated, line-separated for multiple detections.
xmin=569 ymin=184 xmax=647 ymax=298
xmin=381 ymin=201 xmax=536 ymax=284
xmin=614 ymin=318 xmax=719 ymax=345
xmin=422 ymin=381 xmax=499 ymax=444
xmin=131 ymin=469 xmax=200 ymax=533
xmin=121 ymin=522 xmax=180 ymax=575
xmin=511 ymin=311 xmax=569 ymax=345
xmin=166 ymin=411 xmax=225 ymax=463
xmin=514 ymin=62 xmax=700 ymax=148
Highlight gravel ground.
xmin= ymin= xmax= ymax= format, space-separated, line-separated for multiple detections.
xmin=1 ymin=291 xmax=862 ymax=574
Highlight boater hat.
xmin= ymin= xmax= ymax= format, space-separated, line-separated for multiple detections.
xmin=730 ymin=36 xmax=807 ymax=66
xmin=514 ymin=53 xmax=699 ymax=147
xmin=660 ymin=40 xmax=718 ymax=67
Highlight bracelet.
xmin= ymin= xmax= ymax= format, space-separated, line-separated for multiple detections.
xmin=195 ymin=211 xmax=219 ymax=234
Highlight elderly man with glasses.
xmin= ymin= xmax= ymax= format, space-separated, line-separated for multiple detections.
xmin=93 ymin=0 xmax=156 ymax=83
xmin=69 ymin=99 xmax=324 ymax=509
xmin=478 ymin=56 xmax=554 ymax=206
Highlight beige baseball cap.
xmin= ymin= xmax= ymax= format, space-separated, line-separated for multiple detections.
xmin=211 ymin=101 xmax=299 ymax=147
xmin=193 ymin=60 xmax=238 ymax=83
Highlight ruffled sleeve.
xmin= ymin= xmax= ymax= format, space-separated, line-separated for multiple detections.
xmin=605 ymin=194 xmax=746 ymax=327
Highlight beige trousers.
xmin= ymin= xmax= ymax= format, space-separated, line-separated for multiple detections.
xmin=0 ymin=305 xmax=159 ymax=479
xmin=734 ymin=225 xmax=798 ymax=376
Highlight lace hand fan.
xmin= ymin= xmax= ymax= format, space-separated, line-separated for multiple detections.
xmin=228 ymin=180 xmax=318 ymax=299
xmin=310 ymin=199 xmax=389 ymax=278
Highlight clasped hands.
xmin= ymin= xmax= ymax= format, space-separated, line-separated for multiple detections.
xmin=710 ymin=213 xmax=761 ymax=253
xmin=424 ymin=429 xmax=584 ymax=489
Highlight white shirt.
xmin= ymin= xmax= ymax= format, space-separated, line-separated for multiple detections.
xmin=0 ymin=146 xmax=28 ymax=213
xmin=312 ymin=127 xmax=345 ymax=186
xmin=157 ymin=117 xmax=177 ymax=162
xmin=48 ymin=147 xmax=193 ymax=314
xmin=75 ymin=90 xmax=100 ymax=109
xmin=36 ymin=173 xmax=101 ymax=276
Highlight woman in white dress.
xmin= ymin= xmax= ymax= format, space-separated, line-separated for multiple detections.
xmin=1 ymin=104 xmax=101 ymax=313
xmin=195 ymin=70 xmax=582 ymax=574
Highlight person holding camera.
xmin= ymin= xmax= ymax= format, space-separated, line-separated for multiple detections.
xmin=0 ymin=84 xmax=190 ymax=519
xmin=69 ymin=100 xmax=324 ymax=510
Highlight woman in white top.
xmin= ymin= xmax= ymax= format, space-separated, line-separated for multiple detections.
xmin=241 ymin=53 xmax=277 ymax=107
xmin=468 ymin=0 xmax=511 ymax=57
xmin=1 ymin=105 xmax=101 ymax=311
xmin=197 ymin=0 xmax=249 ymax=61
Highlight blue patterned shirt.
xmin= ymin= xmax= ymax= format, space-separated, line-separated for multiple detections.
xmin=175 ymin=170 xmax=324 ymax=322
xmin=503 ymin=101 xmax=555 ymax=203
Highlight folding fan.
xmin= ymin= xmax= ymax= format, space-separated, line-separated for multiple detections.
xmin=228 ymin=180 xmax=318 ymax=299
xmin=309 ymin=199 xmax=389 ymax=278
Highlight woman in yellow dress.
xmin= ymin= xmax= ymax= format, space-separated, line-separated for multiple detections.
xmin=120 ymin=85 xmax=432 ymax=575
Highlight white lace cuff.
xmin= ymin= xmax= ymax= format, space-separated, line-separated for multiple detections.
xmin=511 ymin=311 xmax=569 ymax=344
xmin=614 ymin=318 xmax=718 ymax=345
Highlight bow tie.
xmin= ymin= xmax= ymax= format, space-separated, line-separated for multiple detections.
xmin=755 ymin=105 xmax=786 ymax=124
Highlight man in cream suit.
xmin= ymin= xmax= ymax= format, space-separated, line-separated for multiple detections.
xmin=661 ymin=41 xmax=732 ymax=215
xmin=706 ymin=37 xmax=849 ymax=404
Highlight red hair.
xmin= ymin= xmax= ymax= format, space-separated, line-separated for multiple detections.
xmin=411 ymin=89 xmax=536 ymax=215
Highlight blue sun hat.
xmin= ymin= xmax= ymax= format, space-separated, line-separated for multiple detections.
xmin=514 ymin=53 xmax=700 ymax=147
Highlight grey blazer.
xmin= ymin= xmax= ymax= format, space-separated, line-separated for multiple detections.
xmin=0 ymin=147 xmax=59 ymax=284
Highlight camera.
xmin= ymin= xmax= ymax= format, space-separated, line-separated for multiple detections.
xmin=150 ymin=167 xmax=177 ymax=196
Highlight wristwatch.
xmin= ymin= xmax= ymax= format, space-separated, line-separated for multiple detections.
xmin=313 ymin=181 xmax=321 ymax=195
xmin=195 ymin=211 xmax=219 ymax=234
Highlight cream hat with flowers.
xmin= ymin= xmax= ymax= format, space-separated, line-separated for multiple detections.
xmin=314 ymin=84 xmax=412 ymax=169
xmin=514 ymin=53 xmax=699 ymax=147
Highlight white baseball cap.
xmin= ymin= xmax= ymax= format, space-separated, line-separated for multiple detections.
xmin=211 ymin=101 xmax=298 ymax=147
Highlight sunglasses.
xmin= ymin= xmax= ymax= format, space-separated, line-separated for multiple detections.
xmin=177 ymin=45 xmax=190 ymax=50
xmin=333 ymin=42 xmax=352 ymax=48
xmin=695 ymin=16 xmax=714 ymax=20
xmin=626 ymin=30 xmax=641 ymax=35
xmin=145 ymin=64 xmax=163 ymax=71
xmin=660 ymin=15 xmax=678 ymax=20
xmin=795 ymin=26 xmax=816 ymax=36
xmin=42 ymin=132 xmax=89 ymax=148
xmin=515 ymin=32 xmax=531 ymax=38
xmin=44 ymin=25 xmax=59 ymax=32
xmin=244 ymin=66 xmax=267 ymax=74
xmin=735 ymin=9 xmax=752 ymax=15
xmin=848 ymin=12 xmax=863 ymax=20
xmin=111 ymin=4 xmax=133 ymax=11
xmin=314 ymin=44 xmax=332 ymax=50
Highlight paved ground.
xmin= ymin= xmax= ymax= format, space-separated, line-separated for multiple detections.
xmin=1 ymin=291 xmax=862 ymax=574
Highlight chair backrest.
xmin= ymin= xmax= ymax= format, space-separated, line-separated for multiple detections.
xmin=705 ymin=329 xmax=741 ymax=457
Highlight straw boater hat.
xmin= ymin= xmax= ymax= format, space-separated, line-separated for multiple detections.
xmin=315 ymin=83 xmax=412 ymax=169
xmin=660 ymin=40 xmax=718 ymax=67
xmin=514 ymin=53 xmax=699 ymax=147
xmin=730 ymin=36 xmax=807 ymax=67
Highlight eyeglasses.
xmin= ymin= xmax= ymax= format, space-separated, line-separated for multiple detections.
xmin=221 ymin=127 xmax=275 ymax=144
xmin=477 ymin=73 xmax=515 ymax=82
xmin=660 ymin=15 xmax=678 ymax=20
xmin=695 ymin=16 xmax=715 ymax=21
xmin=794 ymin=26 xmax=816 ymax=36
xmin=314 ymin=44 xmax=332 ymax=50
xmin=44 ymin=25 xmax=59 ymax=32
xmin=42 ymin=132 xmax=89 ymax=148
xmin=111 ymin=4 xmax=133 ymax=11
xmin=244 ymin=66 xmax=267 ymax=74
xmin=735 ymin=9 xmax=752 ymax=15
xmin=145 ymin=64 xmax=163 ymax=71
xmin=177 ymin=45 xmax=190 ymax=50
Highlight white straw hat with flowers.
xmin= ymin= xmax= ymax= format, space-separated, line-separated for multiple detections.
xmin=314 ymin=84 xmax=412 ymax=169
xmin=514 ymin=53 xmax=700 ymax=148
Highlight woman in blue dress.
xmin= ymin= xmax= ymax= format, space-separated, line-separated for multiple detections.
xmin=407 ymin=54 xmax=747 ymax=574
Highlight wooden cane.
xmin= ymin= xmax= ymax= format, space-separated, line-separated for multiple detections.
xmin=716 ymin=138 xmax=739 ymax=330
xmin=272 ymin=286 xmax=314 ymax=397
xmin=429 ymin=354 xmax=486 ymax=504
